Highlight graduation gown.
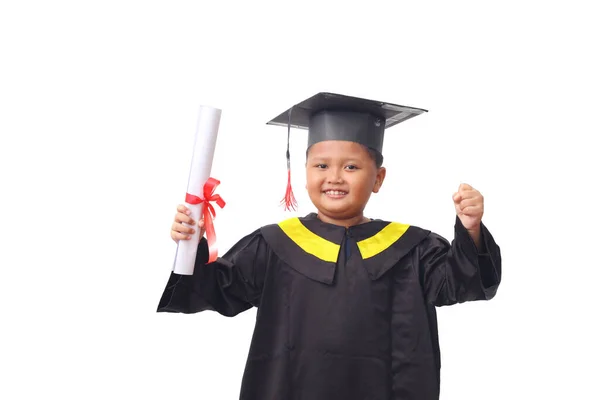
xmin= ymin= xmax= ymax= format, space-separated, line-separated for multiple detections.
xmin=157 ymin=213 xmax=501 ymax=400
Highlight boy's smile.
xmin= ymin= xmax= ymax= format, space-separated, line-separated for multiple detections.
xmin=322 ymin=189 xmax=348 ymax=199
xmin=306 ymin=140 xmax=386 ymax=227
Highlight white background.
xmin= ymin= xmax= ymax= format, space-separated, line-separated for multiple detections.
xmin=1 ymin=1 xmax=598 ymax=399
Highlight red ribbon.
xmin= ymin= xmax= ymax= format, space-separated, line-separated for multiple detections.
xmin=186 ymin=177 xmax=226 ymax=263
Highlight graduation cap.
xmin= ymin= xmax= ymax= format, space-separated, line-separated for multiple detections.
xmin=267 ymin=92 xmax=428 ymax=211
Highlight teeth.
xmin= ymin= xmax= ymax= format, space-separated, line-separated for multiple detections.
xmin=325 ymin=190 xmax=347 ymax=195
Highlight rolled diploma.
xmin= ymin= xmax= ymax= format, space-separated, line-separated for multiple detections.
xmin=172 ymin=105 xmax=222 ymax=275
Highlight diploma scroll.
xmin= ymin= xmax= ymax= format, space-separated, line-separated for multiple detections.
xmin=173 ymin=105 xmax=222 ymax=275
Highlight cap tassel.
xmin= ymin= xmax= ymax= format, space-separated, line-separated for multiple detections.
xmin=281 ymin=165 xmax=298 ymax=211
xmin=281 ymin=107 xmax=298 ymax=211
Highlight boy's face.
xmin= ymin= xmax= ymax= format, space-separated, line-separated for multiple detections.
xmin=306 ymin=140 xmax=386 ymax=222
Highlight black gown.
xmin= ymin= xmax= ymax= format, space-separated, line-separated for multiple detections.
xmin=157 ymin=213 xmax=501 ymax=400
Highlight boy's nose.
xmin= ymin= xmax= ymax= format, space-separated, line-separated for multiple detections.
xmin=327 ymin=169 xmax=343 ymax=183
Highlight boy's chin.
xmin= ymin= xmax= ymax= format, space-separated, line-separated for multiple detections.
xmin=314 ymin=206 xmax=362 ymax=220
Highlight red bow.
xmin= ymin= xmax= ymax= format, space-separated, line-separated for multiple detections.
xmin=185 ymin=177 xmax=226 ymax=263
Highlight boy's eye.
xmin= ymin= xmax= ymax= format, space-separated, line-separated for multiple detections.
xmin=345 ymin=165 xmax=358 ymax=170
xmin=315 ymin=164 xmax=327 ymax=169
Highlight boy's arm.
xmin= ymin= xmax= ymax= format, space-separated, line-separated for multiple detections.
xmin=418 ymin=216 xmax=502 ymax=307
xmin=157 ymin=229 xmax=270 ymax=317
xmin=468 ymin=225 xmax=482 ymax=252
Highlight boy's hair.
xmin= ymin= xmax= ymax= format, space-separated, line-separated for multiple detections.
xmin=368 ymin=148 xmax=384 ymax=169
xmin=305 ymin=145 xmax=384 ymax=169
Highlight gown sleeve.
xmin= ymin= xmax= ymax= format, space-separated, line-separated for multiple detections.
xmin=418 ymin=216 xmax=502 ymax=306
xmin=156 ymin=229 xmax=271 ymax=317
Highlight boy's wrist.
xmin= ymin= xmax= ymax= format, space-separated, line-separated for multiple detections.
xmin=467 ymin=226 xmax=482 ymax=251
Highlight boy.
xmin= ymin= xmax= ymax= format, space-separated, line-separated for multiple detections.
xmin=158 ymin=93 xmax=502 ymax=400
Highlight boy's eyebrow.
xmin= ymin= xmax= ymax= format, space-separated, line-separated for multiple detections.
xmin=308 ymin=156 xmax=329 ymax=161
xmin=308 ymin=156 xmax=364 ymax=163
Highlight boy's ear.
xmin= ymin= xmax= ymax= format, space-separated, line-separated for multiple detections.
xmin=372 ymin=167 xmax=386 ymax=193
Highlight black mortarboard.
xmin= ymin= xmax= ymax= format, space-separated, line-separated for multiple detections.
xmin=267 ymin=92 xmax=428 ymax=211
